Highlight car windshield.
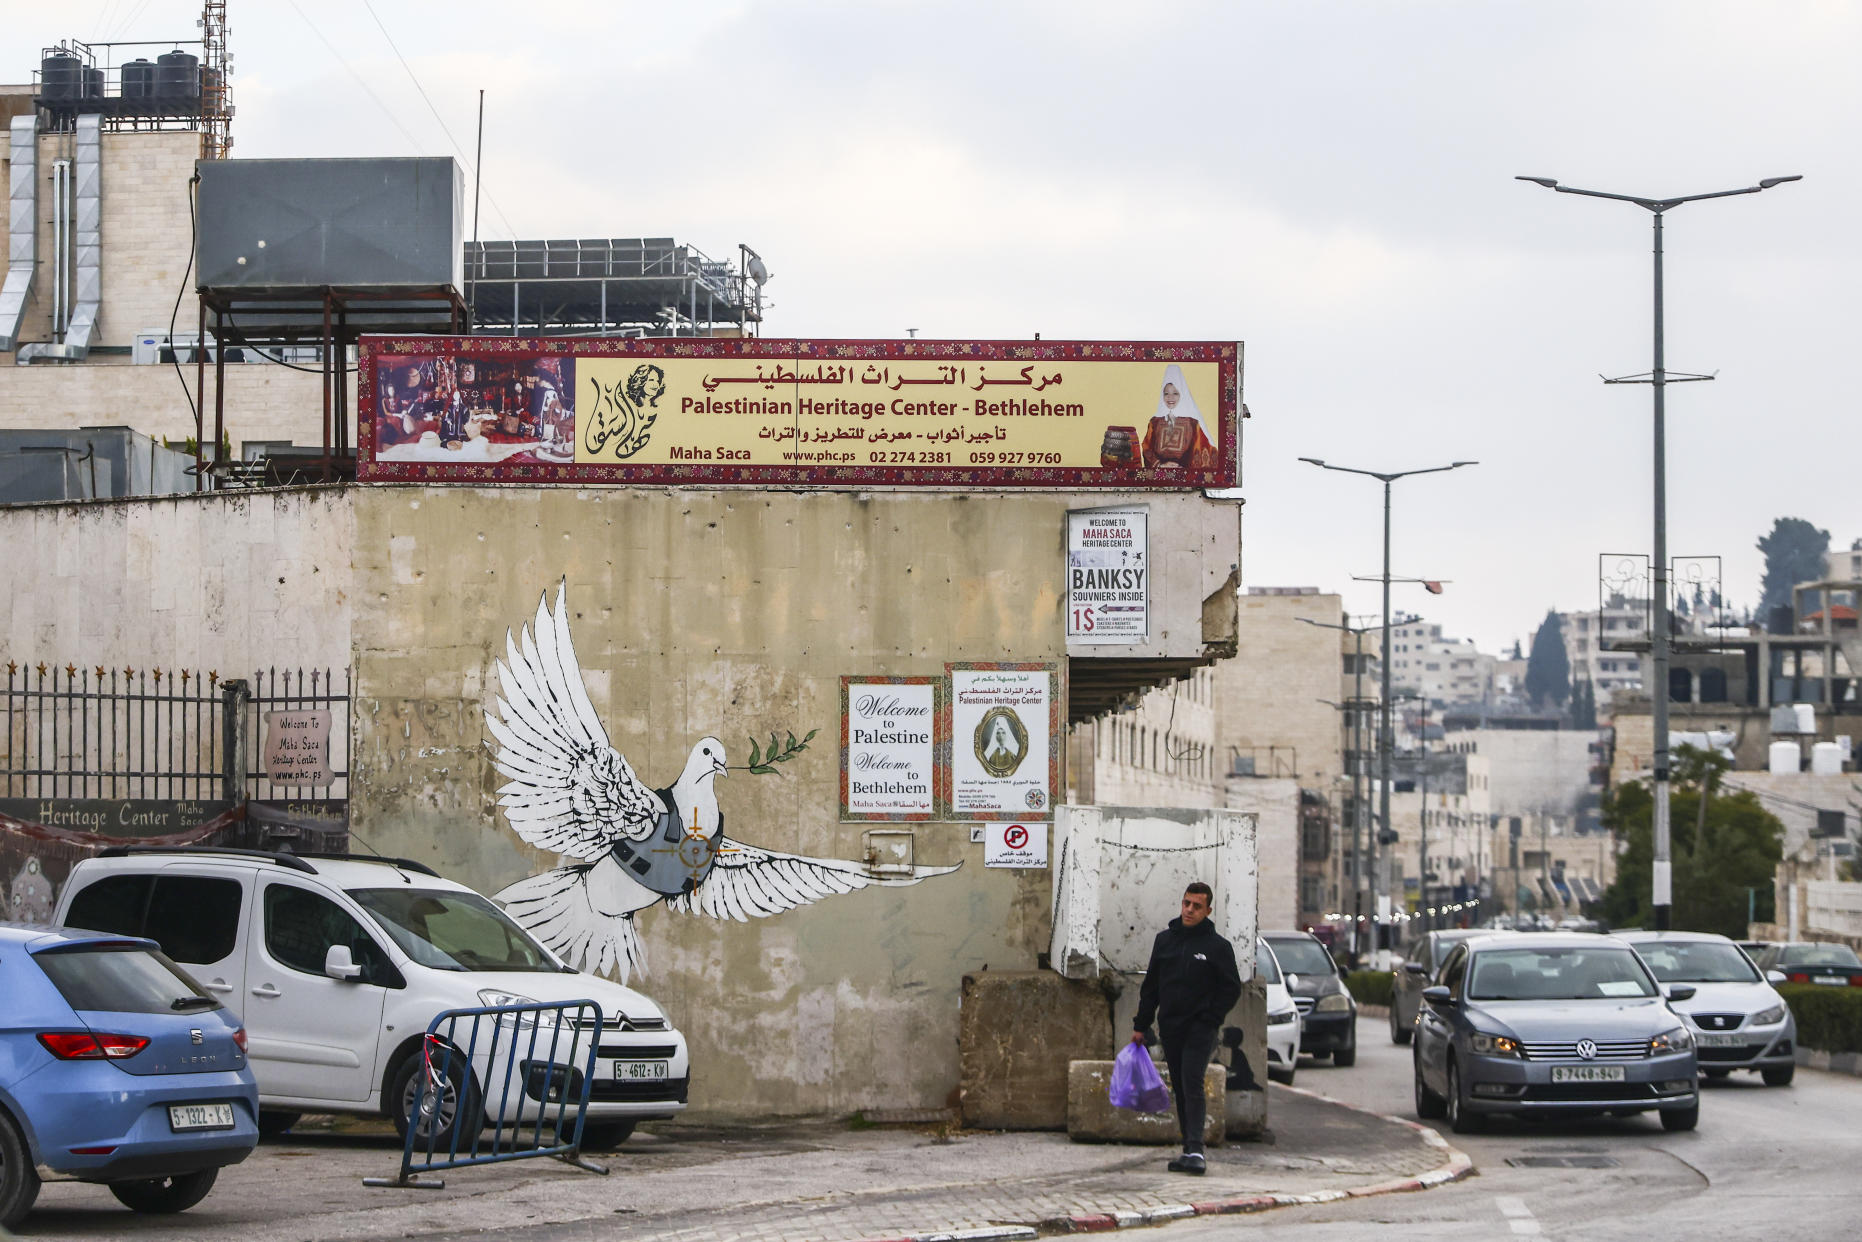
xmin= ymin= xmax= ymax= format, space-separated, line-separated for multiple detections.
xmin=1467 ymin=946 xmax=1657 ymax=1001
xmin=349 ymin=887 xmax=566 ymax=973
xmin=35 ymin=945 xmax=216 ymax=1014
xmin=1255 ymin=940 xmax=1282 ymax=984
xmin=1780 ymin=943 xmax=1862 ymax=968
xmin=1635 ymin=941 xmax=1760 ymax=984
xmin=1266 ymin=938 xmax=1335 ymax=977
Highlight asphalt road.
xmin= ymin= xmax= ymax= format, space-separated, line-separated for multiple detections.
xmin=1179 ymin=1016 xmax=1862 ymax=1240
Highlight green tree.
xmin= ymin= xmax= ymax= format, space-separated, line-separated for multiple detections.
xmin=1598 ymin=745 xmax=1783 ymax=935
xmin=1525 ymin=611 xmax=1570 ymax=710
xmin=1757 ymin=517 xmax=1830 ymax=620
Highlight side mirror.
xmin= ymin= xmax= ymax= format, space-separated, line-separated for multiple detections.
xmin=1403 ymin=962 xmax=1427 ymax=976
xmin=1665 ymin=984 xmax=1697 ymax=1003
xmin=1285 ymin=973 xmax=1300 ymax=989
xmin=324 ymin=944 xmax=364 ymax=982
xmin=1421 ymin=985 xmax=1452 ymax=1007
xmin=1766 ymin=969 xmax=1788 ymax=985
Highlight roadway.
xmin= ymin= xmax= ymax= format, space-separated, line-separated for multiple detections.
xmin=1181 ymin=1016 xmax=1862 ymax=1239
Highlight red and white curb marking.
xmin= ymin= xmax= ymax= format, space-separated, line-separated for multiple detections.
xmin=859 ymin=1085 xmax=1473 ymax=1241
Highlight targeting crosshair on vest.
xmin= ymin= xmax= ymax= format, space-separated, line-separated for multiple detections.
xmin=651 ymin=805 xmax=738 ymax=888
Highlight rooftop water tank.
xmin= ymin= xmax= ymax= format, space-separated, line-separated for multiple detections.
xmin=1769 ymin=740 xmax=1802 ymax=775
xmin=82 ymin=66 xmax=104 ymax=99
xmin=155 ymin=49 xmax=199 ymax=99
xmin=121 ymin=58 xmax=155 ymax=100
xmin=1795 ymin=703 xmax=1817 ymax=733
xmin=1811 ymin=742 xmax=1843 ymax=775
xmin=39 ymin=52 xmax=82 ymax=100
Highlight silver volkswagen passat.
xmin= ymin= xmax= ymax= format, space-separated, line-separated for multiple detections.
xmin=1412 ymin=933 xmax=1700 ymax=1134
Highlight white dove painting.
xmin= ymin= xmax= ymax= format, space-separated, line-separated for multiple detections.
xmin=487 ymin=583 xmax=959 ymax=981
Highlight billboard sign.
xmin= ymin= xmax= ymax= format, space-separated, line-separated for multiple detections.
xmin=1066 ymin=508 xmax=1148 ymax=643
xmin=358 ymin=337 xmax=1238 ymax=489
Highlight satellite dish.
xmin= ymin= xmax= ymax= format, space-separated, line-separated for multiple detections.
xmin=746 ymin=255 xmax=769 ymax=286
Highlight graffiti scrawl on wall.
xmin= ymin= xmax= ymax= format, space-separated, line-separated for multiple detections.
xmin=487 ymin=583 xmax=959 ymax=981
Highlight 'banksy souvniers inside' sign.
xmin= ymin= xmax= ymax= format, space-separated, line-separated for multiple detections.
xmin=1066 ymin=508 xmax=1147 ymax=643
xmin=262 ymin=710 xmax=333 ymax=786
xmin=947 ymin=664 xmax=1058 ymax=822
xmin=840 ymin=678 xmax=940 ymax=821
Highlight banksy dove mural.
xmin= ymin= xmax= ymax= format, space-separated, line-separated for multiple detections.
xmin=487 ymin=583 xmax=958 ymax=981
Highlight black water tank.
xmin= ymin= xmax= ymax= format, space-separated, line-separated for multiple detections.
xmin=82 ymin=66 xmax=104 ymax=98
xmin=155 ymin=49 xmax=199 ymax=99
xmin=122 ymin=58 xmax=155 ymax=99
xmin=39 ymin=52 xmax=82 ymax=100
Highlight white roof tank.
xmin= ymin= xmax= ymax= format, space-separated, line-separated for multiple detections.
xmin=1811 ymin=742 xmax=1844 ymax=775
xmin=1769 ymin=740 xmax=1802 ymax=775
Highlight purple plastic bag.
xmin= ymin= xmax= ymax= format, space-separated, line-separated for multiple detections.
xmin=1109 ymin=1042 xmax=1173 ymax=1113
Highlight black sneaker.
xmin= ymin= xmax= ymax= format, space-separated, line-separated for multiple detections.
xmin=1166 ymin=1154 xmax=1207 ymax=1176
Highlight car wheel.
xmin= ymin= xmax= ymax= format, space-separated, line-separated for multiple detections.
xmin=1701 ymin=1069 xmax=1730 ymax=1081
xmin=1660 ymin=1104 xmax=1699 ymax=1132
xmin=1446 ymin=1059 xmax=1482 ymax=1134
xmin=1269 ymin=1061 xmax=1295 ymax=1086
xmin=389 ymin=1044 xmax=482 ymax=1152
xmin=1390 ymin=1007 xmax=1413 ymax=1045
xmin=0 ymin=1110 xmax=42 ymax=1230
xmin=108 ymin=1169 xmax=218 ymax=1214
xmin=258 ymin=1110 xmax=303 ymax=1139
xmin=1413 ymin=1054 xmax=1446 ymax=1120
xmin=578 ymin=1120 xmax=637 ymax=1151
xmin=1762 ymin=1065 xmax=1795 ymax=1087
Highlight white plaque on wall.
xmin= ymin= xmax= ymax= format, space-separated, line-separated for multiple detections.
xmin=840 ymin=677 xmax=941 ymax=821
xmin=947 ymin=663 xmax=1058 ymax=822
xmin=1066 ymin=508 xmax=1148 ymax=644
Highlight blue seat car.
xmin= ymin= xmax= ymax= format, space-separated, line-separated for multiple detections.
xmin=0 ymin=924 xmax=259 ymax=1228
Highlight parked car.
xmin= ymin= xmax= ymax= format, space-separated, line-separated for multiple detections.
xmin=1261 ymin=930 xmax=1356 ymax=1066
xmin=1255 ymin=938 xmax=1302 ymax=1085
xmin=53 ymin=846 xmax=689 ymax=1151
xmin=1618 ymin=931 xmax=1796 ymax=1086
xmin=1389 ymin=929 xmax=1497 ymax=1045
xmin=1411 ymin=932 xmax=1700 ymax=1134
xmin=0 ymin=924 xmax=259 ymax=1229
xmin=1736 ymin=940 xmax=1777 ymax=965
xmin=1752 ymin=941 xmax=1862 ymax=987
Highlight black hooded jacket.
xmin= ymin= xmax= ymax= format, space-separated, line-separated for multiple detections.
xmin=1132 ymin=916 xmax=1243 ymax=1035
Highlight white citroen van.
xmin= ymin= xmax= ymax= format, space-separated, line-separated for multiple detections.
xmin=53 ymin=847 xmax=688 ymax=1150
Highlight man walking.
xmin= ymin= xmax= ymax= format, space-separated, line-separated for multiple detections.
xmin=1131 ymin=881 xmax=1242 ymax=1175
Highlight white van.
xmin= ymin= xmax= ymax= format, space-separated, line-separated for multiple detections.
xmin=53 ymin=847 xmax=688 ymax=1150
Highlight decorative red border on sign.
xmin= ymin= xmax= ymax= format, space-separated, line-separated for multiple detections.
xmin=356 ymin=337 xmax=1239 ymax=489
xmin=839 ymin=676 xmax=945 ymax=823
xmin=943 ymin=662 xmax=1062 ymax=823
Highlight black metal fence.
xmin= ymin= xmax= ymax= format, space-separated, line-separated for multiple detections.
xmin=0 ymin=662 xmax=349 ymax=807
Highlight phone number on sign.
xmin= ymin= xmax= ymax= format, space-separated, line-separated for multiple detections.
xmin=968 ymin=451 xmax=1062 ymax=465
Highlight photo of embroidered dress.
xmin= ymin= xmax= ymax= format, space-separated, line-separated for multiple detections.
xmin=1139 ymin=363 xmax=1217 ymax=470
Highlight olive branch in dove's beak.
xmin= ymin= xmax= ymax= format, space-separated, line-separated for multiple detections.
xmin=732 ymin=728 xmax=818 ymax=775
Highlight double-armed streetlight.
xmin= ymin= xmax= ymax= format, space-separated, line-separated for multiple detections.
xmin=1300 ymin=458 xmax=1476 ymax=957
xmin=1517 ymin=174 xmax=1800 ymax=930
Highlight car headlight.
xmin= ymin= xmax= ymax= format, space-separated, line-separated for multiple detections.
xmin=1750 ymin=1004 xmax=1786 ymax=1026
xmin=1267 ymin=1008 xmax=1299 ymax=1025
xmin=1315 ymin=992 xmax=1353 ymax=1013
xmin=478 ymin=989 xmax=560 ymax=1027
xmin=1650 ymin=1026 xmax=1694 ymax=1054
xmin=1468 ymin=1032 xmax=1521 ymax=1057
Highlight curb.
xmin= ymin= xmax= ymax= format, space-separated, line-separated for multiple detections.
xmin=1795 ymin=1046 xmax=1862 ymax=1078
xmin=861 ymin=1086 xmax=1473 ymax=1241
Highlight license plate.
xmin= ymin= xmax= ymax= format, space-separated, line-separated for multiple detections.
xmin=1550 ymin=1065 xmax=1625 ymax=1083
xmin=613 ymin=1060 xmax=668 ymax=1081
xmin=1695 ymin=1032 xmax=1746 ymax=1047
xmin=1812 ymin=975 xmax=1847 ymax=985
xmin=168 ymin=1102 xmax=236 ymax=1131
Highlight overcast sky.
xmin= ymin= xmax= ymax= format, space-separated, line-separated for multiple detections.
xmin=13 ymin=2 xmax=1857 ymax=655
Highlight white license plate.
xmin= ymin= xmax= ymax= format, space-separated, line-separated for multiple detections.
xmin=1695 ymin=1032 xmax=1747 ymax=1047
xmin=613 ymin=1060 xmax=668 ymax=1081
xmin=1550 ymin=1065 xmax=1625 ymax=1083
xmin=168 ymin=1102 xmax=236 ymax=1131
xmin=1812 ymin=975 xmax=1848 ymax=985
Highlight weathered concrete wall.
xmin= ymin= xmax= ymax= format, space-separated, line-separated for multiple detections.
xmin=958 ymin=970 xmax=1119 ymax=1130
xmin=1223 ymin=778 xmax=1298 ymax=932
xmin=346 ymin=484 xmax=1237 ymax=1117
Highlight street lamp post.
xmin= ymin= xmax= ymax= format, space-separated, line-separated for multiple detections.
xmin=1517 ymin=174 xmax=1800 ymax=930
xmin=1301 ymin=457 xmax=1475 ymax=961
xmin=1304 ymin=615 xmax=1381 ymax=962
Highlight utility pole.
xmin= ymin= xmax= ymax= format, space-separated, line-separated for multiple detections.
xmin=1518 ymin=173 xmax=1800 ymax=930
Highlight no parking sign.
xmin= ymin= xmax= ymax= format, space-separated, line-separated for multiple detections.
xmin=984 ymin=822 xmax=1048 ymax=868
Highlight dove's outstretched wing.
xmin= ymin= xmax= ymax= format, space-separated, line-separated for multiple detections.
xmin=485 ymin=582 xmax=662 ymax=859
xmin=665 ymin=838 xmax=961 ymax=923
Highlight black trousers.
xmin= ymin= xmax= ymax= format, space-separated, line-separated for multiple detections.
xmin=1160 ymin=1022 xmax=1219 ymax=1155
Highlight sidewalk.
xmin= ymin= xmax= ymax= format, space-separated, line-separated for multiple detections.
xmin=18 ymin=1086 xmax=1467 ymax=1242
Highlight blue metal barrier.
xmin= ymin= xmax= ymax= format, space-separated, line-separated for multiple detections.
xmin=364 ymin=1000 xmax=610 ymax=1189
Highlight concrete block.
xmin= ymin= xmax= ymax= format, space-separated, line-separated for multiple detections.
xmin=959 ymin=971 xmax=1117 ymax=1131
xmin=1065 ymin=1059 xmax=1225 ymax=1145
xmin=1225 ymin=1082 xmax=1268 ymax=1138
